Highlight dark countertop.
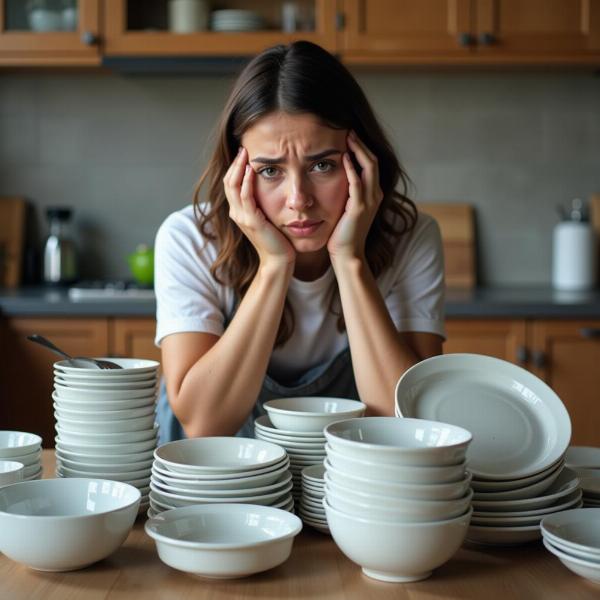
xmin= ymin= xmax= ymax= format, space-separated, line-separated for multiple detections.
xmin=2 ymin=285 xmax=600 ymax=319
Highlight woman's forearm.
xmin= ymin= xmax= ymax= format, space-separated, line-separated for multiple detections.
xmin=174 ymin=262 xmax=293 ymax=437
xmin=332 ymin=257 xmax=419 ymax=416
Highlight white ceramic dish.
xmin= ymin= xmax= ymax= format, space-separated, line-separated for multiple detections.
xmin=466 ymin=524 xmax=541 ymax=546
xmin=52 ymin=391 xmax=156 ymax=411
xmin=54 ymin=413 xmax=156 ymax=433
xmin=55 ymin=376 xmax=156 ymax=391
xmin=324 ymin=498 xmax=471 ymax=582
xmin=471 ymin=459 xmax=565 ymax=492
xmin=4 ymin=448 xmax=41 ymax=467
xmin=255 ymin=431 xmax=326 ymax=448
xmin=395 ymin=353 xmax=571 ymax=480
xmin=541 ymin=508 xmax=600 ymax=558
xmin=302 ymin=464 xmax=325 ymax=483
xmin=254 ymin=415 xmax=326 ymax=440
xmin=145 ymin=503 xmax=302 ymax=579
xmin=324 ymin=417 xmax=472 ymax=467
xmin=325 ymin=444 xmax=466 ymax=484
xmin=53 ymin=424 xmax=158 ymax=445
xmin=57 ymin=453 xmax=154 ymax=473
xmin=580 ymin=478 xmax=600 ymax=499
xmin=54 ymin=403 xmax=155 ymax=421
xmin=53 ymin=384 xmax=157 ymax=401
xmin=55 ymin=442 xmax=155 ymax=464
xmin=54 ymin=369 xmax=157 ymax=383
xmin=565 ymin=446 xmax=600 ymax=469
xmin=58 ymin=464 xmax=151 ymax=481
xmin=54 ymin=357 xmax=159 ymax=375
xmin=542 ymin=537 xmax=600 ymax=584
xmin=55 ymin=467 xmax=150 ymax=487
xmin=0 ymin=431 xmax=42 ymax=458
xmin=155 ymin=437 xmax=286 ymax=475
xmin=55 ymin=436 xmax=157 ymax=455
xmin=0 ymin=478 xmax=140 ymax=571
xmin=0 ymin=461 xmax=24 ymax=487
xmin=263 ymin=397 xmax=366 ymax=433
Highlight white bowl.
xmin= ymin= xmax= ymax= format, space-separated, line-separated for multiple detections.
xmin=0 ymin=478 xmax=140 ymax=571
xmin=325 ymin=444 xmax=466 ymax=484
xmin=54 ymin=413 xmax=156 ymax=433
xmin=54 ymin=403 xmax=155 ymax=421
xmin=470 ymin=459 xmax=565 ymax=492
xmin=325 ymin=459 xmax=472 ymax=500
xmin=55 ymin=376 xmax=157 ymax=391
xmin=55 ymin=442 xmax=155 ymax=464
xmin=57 ymin=453 xmax=153 ymax=473
xmin=324 ymin=417 xmax=472 ymax=467
xmin=54 ymin=368 xmax=157 ymax=383
xmin=54 ymin=357 xmax=159 ymax=375
xmin=543 ymin=537 xmax=600 ymax=584
xmin=154 ymin=437 xmax=287 ymax=475
xmin=302 ymin=464 xmax=325 ymax=483
xmin=255 ymin=431 xmax=326 ymax=448
xmin=263 ymin=397 xmax=366 ymax=433
xmin=324 ymin=498 xmax=471 ymax=582
xmin=54 ymin=384 xmax=157 ymax=401
xmin=0 ymin=461 xmax=24 ymax=487
xmin=54 ymin=424 xmax=159 ymax=445
xmin=254 ymin=416 xmax=326 ymax=441
xmin=145 ymin=503 xmax=301 ymax=578
xmin=58 ymin=464 xmax=151 ymax=481
xmin=0 ymin=431 xmax=42 ymax=458
xmin=541 ymin=508 xmax=600 ymax=558
xmin=4 ymin=448 xmax=41 ymax=467
xmin=52 ymin=391 xmax=156 ymax=411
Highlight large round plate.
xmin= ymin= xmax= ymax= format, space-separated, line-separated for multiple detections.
xmin=395 ymin=354 xmax=571 ymax=480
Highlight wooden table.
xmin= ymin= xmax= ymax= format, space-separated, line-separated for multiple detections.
xmin=1 ymin=450 xmax=598 ymax=599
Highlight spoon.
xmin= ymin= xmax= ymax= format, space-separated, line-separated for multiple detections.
xmin=26 ymin=334 xmax=123 ymax=370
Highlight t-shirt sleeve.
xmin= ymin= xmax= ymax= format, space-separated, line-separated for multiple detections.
xmin=384 ymin=212 xmax=446 ymax=340
xmin=154 ymin=210 xmax=226 ymax=347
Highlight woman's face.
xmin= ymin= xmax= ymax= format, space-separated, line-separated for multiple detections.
xmin=241 ymin=111 xmax=349 ymax=261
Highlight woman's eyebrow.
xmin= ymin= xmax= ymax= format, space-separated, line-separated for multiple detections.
xmin=250 ymin=148 xmax=342 ymax=165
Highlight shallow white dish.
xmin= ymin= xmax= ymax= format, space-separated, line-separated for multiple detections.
xmin=302 ymin=464 xmax=325 ymax=483
xmin=395 ymin=353 xmax=571 ymax=480
xmin=55 ymin=442 xmax=155 ymax=464
xmin=0 ymin=478 xmax=140 ymax=571
xmin=4 ymin=448 xmax=41 ymax=467
xmin=54 ymin=384 xmax=157 ymax=401
xmin=57 ymin=453 xmax=153 ymax=473
xmin=471 ymin=459 xmax=565 ymax=492
xmin=54 ymin=424 xmax=158 ymax=445
xmin=54 ymin=413 xmax=156 ymax=433
xmin=541 ymin=508 xmax=600 ymax=558
xmin=543 ymin=537 xmax=600 ymax=584
xmin=155 ymin=437 xmax=286 ymax=475
xmin=466 ymin=524 xmax=541 ymax=546
xmin=58 ymin=463 xmax=151 ymax=481
xmin=54 ymin=403 xmax=155 ymax=421
xmin=55 ymin=376 xmax=156 ymax=391
xmin=0 ymin=431 xmax=42 ymax=458
xmin=54 ymin=357 xmax=159 ymax=375
xmin=263 ymin=397 xmax=366 ymax=433
xmin=52 ymin=391 xmax=156 ymax=411
xmin=254 ymin=415 xmax=326 ymax=440
xmin=0 ymin=461 xmax=24 ymax=487
xmin=145 ymin=503 xmax=301 ymax=579
xmin=566 ymin=446 xmax=600 ymax=469
xmin=54 ymin=368 xmax=157 ymax=383
xmin=254 ymin=431 xmax=325 ymax=449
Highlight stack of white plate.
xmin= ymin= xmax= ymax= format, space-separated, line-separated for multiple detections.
xmin=53 ymin=358 xmax=160 ymax=514
xmin=565 ymin=446 xmax=600 ymax=507
xmin=211 ymin=9 xmax=264 ymax=31
xmin=0 ymin=431 xmax=43 ymax=481
xmin=257 ymin=397 xmax=366 ymax=504
xmin=395 ymin=353 xmax=572 ymax=546
xmin=542 ymin=508 xmax=600 ymax=585
xmin=299 ymin=464 xmax=328 ymax=533
xmin=148 ymin=437 xmax=294 ymax=518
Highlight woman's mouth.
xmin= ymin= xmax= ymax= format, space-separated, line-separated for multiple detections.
xmin=285 ymin=220 xmax=323 ymax=237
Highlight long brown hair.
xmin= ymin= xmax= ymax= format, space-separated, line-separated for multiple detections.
xmin=193 ymin=41 xmax=417 ymax=346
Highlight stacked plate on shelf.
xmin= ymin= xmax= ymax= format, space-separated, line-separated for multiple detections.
xmin=565 ymin=446 xmax=600 ymax=506
xmin=0 ymin=431 xmax=43 ymax=481
xmin=148 ymin=437 xmax=294 ymax=518
xmin=395 ymin=353 xmax=573 ymax=546
xmin=210 ymin=9 xmax=265 ymax=31
xmin=53 ymin=358 xmax=160 ymax=514
xmin=299 ymin=464 xmax=328 ymax=533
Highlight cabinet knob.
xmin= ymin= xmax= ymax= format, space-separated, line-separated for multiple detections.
xmin=458 ymin=33 xmax=475 ymax=47
xmin=479 ymin=32 xmax=496 ymax=45
xmin=531 ymin=350 xmax=547 ymax=369
xmin=579 ymin=328 xmax=600 ymax=339
xmin=516 ymin=346 xmax=529 ymax=365
xmin=81 ymin=31 xmax=99 ymax=46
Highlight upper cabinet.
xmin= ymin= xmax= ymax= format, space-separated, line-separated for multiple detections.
xmin=340 ymin=0 xmax=600 ymax=65
xmin=103 ymin=0 xmax=336 ymax=56
xmin=0 ymin=0 xmax=101 ymax=65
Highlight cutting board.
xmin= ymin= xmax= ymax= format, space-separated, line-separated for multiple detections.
xmin=0 ymin=197 xmax=26 ymax=288
xmin=418 ymin=202 xmax=476 ymax=289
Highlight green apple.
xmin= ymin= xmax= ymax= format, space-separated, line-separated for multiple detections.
xmin=127 ymin=244 xmax=154 ymax=286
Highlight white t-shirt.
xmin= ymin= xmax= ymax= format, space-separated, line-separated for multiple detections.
xmin=154 ymin=205 xmax=446 ymax=383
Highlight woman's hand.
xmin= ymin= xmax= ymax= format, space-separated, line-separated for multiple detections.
xmin=327 ymin=131 xmax=383 ymax=263
xmin=223 ymin=147 xmax=296 ymax=268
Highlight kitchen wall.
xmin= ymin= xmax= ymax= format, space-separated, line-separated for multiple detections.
xmin=1 ymin=68 xmax=599 ymax=285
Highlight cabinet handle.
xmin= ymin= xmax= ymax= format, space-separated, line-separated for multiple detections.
xmin=81 ymin=31 xmax=99 ymax=46
xmin=479 ymin=32 xmax=496 ymax=45
xmin=336 ymin=12 xmax=345 ymax=31
xmin=579 ymin=328 xmax=600 ymax=339
xmin=516 ymin=346 xmax=529 ymax=365
xmin=458 ymin=33 xmax=475 ymax=47
xmin=531 ymin=350 xmax=546 ymax=369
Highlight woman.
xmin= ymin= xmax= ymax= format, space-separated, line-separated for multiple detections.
xmin=154 ymin=41 xmax=445 ymax=443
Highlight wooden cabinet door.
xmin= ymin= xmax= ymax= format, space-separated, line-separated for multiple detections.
xmin=0 ymin=0 xmax=100 ymax=66
xmin=444 ymin=319 xmax=527 ymax=364
xmin=111 ymin=318 xmax=161 ymax=365
xmin=531 ymin=320 xmax=600 ymax=446
xmin=0 ymin=318 xmax=108 ymax=448
xmin=475 ymin=0 xmax=600 ymax=58
xmin=104 ymin=0 xmax=336 ymax=56
xmin=340 ymin=0 xmax=473 ymax=59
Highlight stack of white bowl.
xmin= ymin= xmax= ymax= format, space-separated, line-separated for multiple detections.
xmin=210 ymin=9 xmax=264 ymax=31
xmin=542 ymin=508 xmax=600 ymax=585
xmin=394 ymin=353 xmax=573 ymax=546
xmin=149 ymin=437 xmax=294 ymax=517
xmin=53 ymin=358 xmax=160 ymax=513
xmin=0 ymin=431 xmax=43 ymax=481
xmin=299 ymin=464 xmax=328 ymax=533
xmin=257 ymin=397 xmax=366 ymax=504
xmin=565 ymin=446 xmax=600 ymax=507
xmin=323 ymin=417 xmax=473 ymax=583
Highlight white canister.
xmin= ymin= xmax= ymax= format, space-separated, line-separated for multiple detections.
xmin=168 ymin=0 xmax=209 ymax=33
xmin=552 ymin=221 xmax=597 ymax=291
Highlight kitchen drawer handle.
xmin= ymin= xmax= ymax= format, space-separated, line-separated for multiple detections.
xmin=579 ymin=328 xmax=600 ymax=339
xmin=458 ymin=33 xmax=475 ymax=47
xmin=531 ymin=350 xmax=546 ymax=369
xmin=479 ymin=32 xmax=496 ymax=45
xmin=81 ymin=31 xmax=99 ymax=46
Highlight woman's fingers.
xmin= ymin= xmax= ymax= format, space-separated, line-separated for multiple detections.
xmin=342 ymin=152 xmax=361 ymax=211
xmin=347 ymin=132 xmax=382 ymax=206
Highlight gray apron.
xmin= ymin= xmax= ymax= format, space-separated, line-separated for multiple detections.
xmin=156 ymin=348 xmax=359 ymax=445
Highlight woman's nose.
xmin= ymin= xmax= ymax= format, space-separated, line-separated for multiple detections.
xmin=286 ymin=177 xmax=313 ymax=210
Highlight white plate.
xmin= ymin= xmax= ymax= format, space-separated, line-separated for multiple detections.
xmin=541 ymin=508 xmax=600 ymax=558
xmin=54 ymin=384 xmax=157 ymax=401
xmin=54 ymin=369 xmax=157 ymax=383
xmin=471 ymin=459 xmax=565 ymax=492
xmin=254 ymin=416 xmax=326 ymax=441
xmin=254 ymin=432 xmax=326 ymax=450
xmin=395 ymin=354 xmax=571 ymax=480
xmin=566 ymin=446 xmax=600 ymax=469
xmin=466 ymin=524 xmax=541 ymax=546
xmin=543 ymin=537 xmax=600 ymax=584
xmin=54 ymin=358 xmax=159 ymax=375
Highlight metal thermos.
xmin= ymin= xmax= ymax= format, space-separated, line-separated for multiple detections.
xmin=43 ymin=207 xmax=78 ymax=285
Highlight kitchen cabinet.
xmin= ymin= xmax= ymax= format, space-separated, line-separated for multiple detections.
xmin=0 ymin=0 xmax=101 ymax=66
xmin=103 ymin=0 xmax=337 ymax=57
xmin=445 ymin=317 xmax=600 ymax=446
xmin=340 ymin=0 xmax=600 ymax=65
xmin=0 ymin=316 xmax=160 ymax=447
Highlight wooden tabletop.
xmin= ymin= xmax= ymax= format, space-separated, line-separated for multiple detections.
xmin=1 ymin=449 xmax=599 ymax=600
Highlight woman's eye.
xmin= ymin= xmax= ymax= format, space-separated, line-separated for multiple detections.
xmin=258 ymin=166 xmax=280 ymax=179
xmin=312 ymin=161 xmax=335 ymax=173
